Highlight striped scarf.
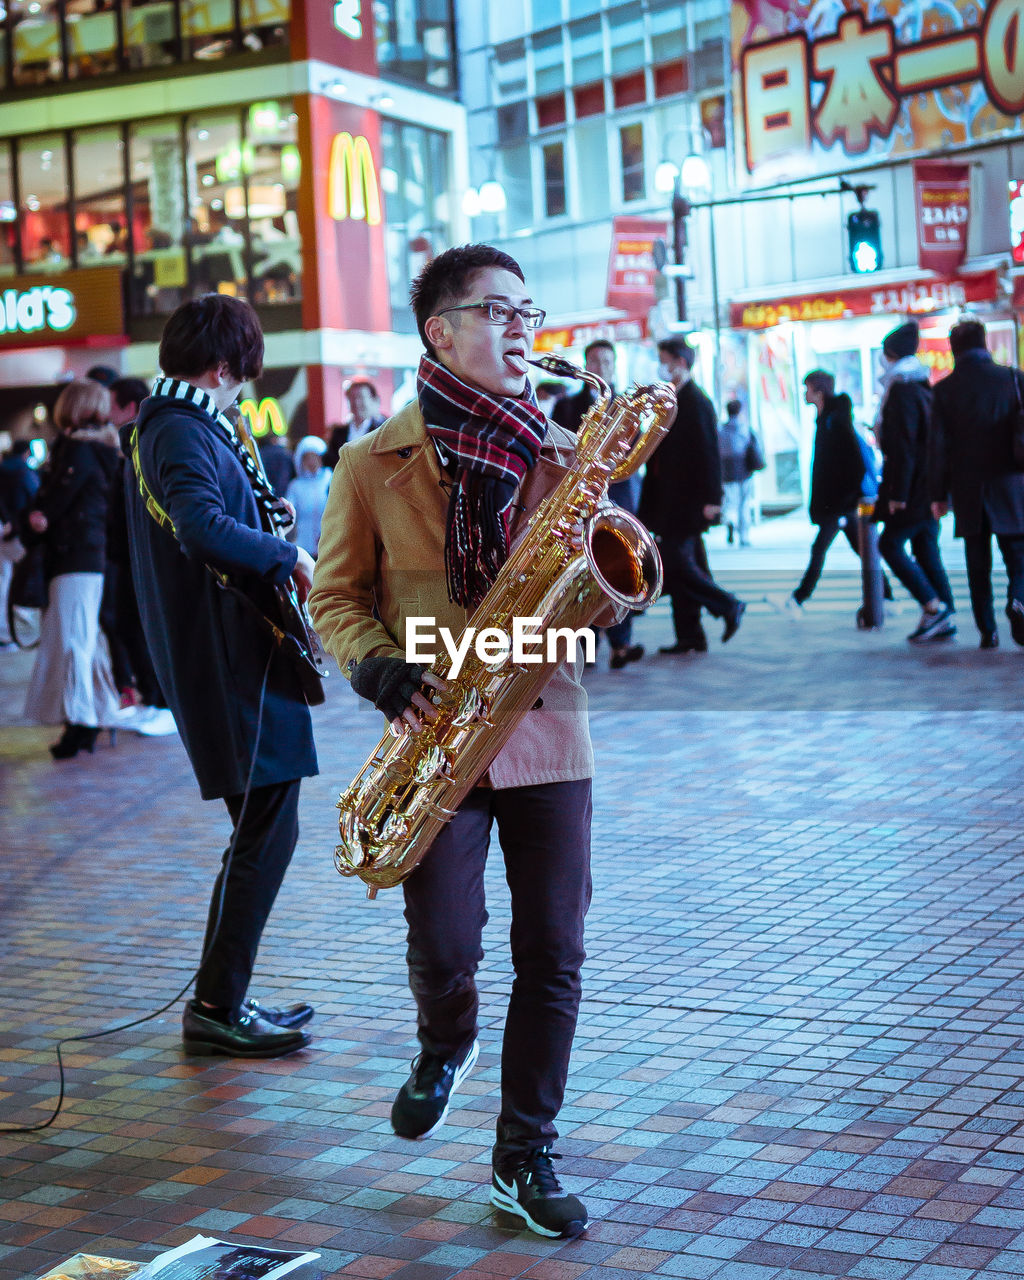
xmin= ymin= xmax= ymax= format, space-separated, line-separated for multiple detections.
xmin=149 ymin=377 xmax=291 ymax=533
xmin=418 ymin=355 xmax=547 ymax=609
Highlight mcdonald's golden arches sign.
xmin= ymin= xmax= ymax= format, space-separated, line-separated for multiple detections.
xmin=328 ymin=132 xmax=382 ymax=225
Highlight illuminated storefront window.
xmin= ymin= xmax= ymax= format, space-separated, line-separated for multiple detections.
xmin=19 ymin=134 xmax=70 ymax=268
xmin=245 ymin=102 xmax=301 ymax=304
xmin=0 ymin=144 xmax=16 ymax=275
xmin=11 ymin=0 xmax=63 ymax=87
xmin=123 ymin=0 xmax=179 ymax=70
xmin=73 ymin=126 xmax=128 ymax=267
xmin=129 ymin=118 xmax=188 ymax=314
xmin=189 ymin=111 xmax=247 ymax=295
xmin=65 ymin=0 xmax=120 ymax=79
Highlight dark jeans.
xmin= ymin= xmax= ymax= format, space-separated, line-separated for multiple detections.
xmin=195 ymin=778 xmax=301 ymax=1015
xmin=963 ymin=516 xmax=1024 ymax=636
xmin=661 ymin=534 xmax=738 ymax=641
xmin=402 ymin=779 xmax=593 ymax=1160
xmin=795 ymin=513 xmax=893 ymax=603
xmin=878 ymin=517 xmax=954 ymax=610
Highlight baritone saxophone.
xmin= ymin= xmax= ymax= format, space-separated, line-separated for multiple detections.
xmin=334 ymin=354 xmax=677 ymax=897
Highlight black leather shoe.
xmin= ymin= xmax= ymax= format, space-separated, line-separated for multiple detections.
xmin=660 ymin=634 xmax=707 ymax=654
xmin=722 ymin=601 xmax=746 ymax=643
xmin=242 ymin=997 xmax=314 ymax=1030
xmin=182 ymin=1000 xmax=311 ymax=1058
xmin=980 ymin=632 xmax=999 ymax=649
xmin=609 ymin=644 xmax=644 ymax=670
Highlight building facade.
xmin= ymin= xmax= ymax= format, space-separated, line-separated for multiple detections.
xmin=0 ymin=0 xmax=466 ymax=440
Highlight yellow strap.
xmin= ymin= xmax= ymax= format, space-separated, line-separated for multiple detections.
xmin=128 ymin=423 xmax=176 ymax=537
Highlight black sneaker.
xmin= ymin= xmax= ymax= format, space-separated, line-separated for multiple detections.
xmin=491 ymin=1147 xmax=589 ymax=1239
xmin=908 ymin=604 xmax=954 ymax=643
xmin=1007 ymin=600 xmax=1024 ymax=646
xmin=390 ymin=1039 xmax=479 ymax=1139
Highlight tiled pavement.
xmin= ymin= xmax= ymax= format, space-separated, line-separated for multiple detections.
xmin=4 ymin=525 xmax=1024 ymax=1280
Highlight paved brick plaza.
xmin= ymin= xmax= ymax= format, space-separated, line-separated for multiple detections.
xmin=3 ymin=524 xmax=1024 ymax=1280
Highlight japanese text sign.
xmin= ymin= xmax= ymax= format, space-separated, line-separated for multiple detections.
xmin=734 ymin=0 xmax=1024 ymax=177
xmin=606 ymin=217 xmax=668 ymax=315
xmin=914 ymin=161 xmax=970 ymax=272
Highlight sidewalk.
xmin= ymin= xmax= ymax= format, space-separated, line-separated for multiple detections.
xmin=2 ymin=514 xmax=1024 ymax=1280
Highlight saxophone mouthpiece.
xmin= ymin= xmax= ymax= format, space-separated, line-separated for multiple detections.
xmin=528 ymin=355 xmax=582 ymax=380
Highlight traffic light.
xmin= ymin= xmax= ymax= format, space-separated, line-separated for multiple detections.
xmin=848 ymin=207 xmax=882 ymax=274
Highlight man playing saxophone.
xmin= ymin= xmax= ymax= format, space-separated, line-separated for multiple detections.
xmin=309 ymin=245 xmax=595 ymax=1239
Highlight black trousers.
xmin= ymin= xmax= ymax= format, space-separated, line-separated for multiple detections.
xmin=878 ymin=517 xmax=954 ymax=610
xmin=402 ymin=779 xmax=593 ymax=1161
xmin=963 ymin=515 xmax=1024 ymax=636
xmin=661 ymin=534 xmax=738 ymax=640
xmin=195 ymin=778 xmax=301 ymax=1015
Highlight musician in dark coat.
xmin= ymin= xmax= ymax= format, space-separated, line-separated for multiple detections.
xmin=929 ymin=318 xmax=1024 ymax=648
xmin=123 ymin=294 xmax=318 ymax=1059
xmin=639 ymin=337 xmax=744 ymax=652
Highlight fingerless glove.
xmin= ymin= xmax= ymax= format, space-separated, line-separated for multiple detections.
xmin=349 ymin=655 xmax=426 ymax=721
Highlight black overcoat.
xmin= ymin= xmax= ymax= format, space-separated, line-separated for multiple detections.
xmin=928 ymin=349 xmax=1024 ymax=537
xmin=123 ymin=394 xmax=318 ymax=800
xmin=31 ymin=426 xmax=120 ymax=579
xmin=876 ymin=377 xmax=933 ymax=525
xmin=639 ymin=379 xmax=722 ymax=538
xmin=808 ymin=394 xmax=865 ymax=525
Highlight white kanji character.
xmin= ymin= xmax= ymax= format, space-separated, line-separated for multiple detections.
xmin=813 ymin=13 xmax=899 ymax=153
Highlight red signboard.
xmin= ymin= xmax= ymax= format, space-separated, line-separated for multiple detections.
xmin=606 ymin=217 xmax=668 ymax=316
xmin=1010 ymin=181 xmax=1024 ymax=265
xmin=914 ymin=161 xmax=970 ymax=273
xmin=0 ymin=266 xmax=124 ymax=351
xmin=290 ymin=0 xmax=378 ymax=74
xmin=533 ymin=316 xmax=649 ymax=355
xmin=730 ymin=270 xmax=998 ymax=331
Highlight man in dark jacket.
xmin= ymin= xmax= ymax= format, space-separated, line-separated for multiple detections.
xmin=790 ymin=370 xmax=884 ymax=608
xmin=123 ymin=294 xmax=319 ymax=1058
xmin=930 ymin=319 xmax=1024 ymax=648
xmin=323 ymin=378 xmax=386 ymax=468
xmin=874 ymin=321 xmax=955 ymax=643
xmin=640 ymin=337 xmax=744 ymax=652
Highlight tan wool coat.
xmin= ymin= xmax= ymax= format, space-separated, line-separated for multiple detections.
xmin=308 ymin=399 xmax=595 ymax=788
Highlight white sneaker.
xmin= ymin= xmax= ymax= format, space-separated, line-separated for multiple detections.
xmin=131 ymin=706 xmax=178 ymax=736
xmin=784 ymin=595 xmax=805 ymax=617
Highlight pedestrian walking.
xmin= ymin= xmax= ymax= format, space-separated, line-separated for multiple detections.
xmin=259 ymin=433 xmax=296 ymax=494
xmin=22 ymin=380 xmax=123 ymax=757
xmin=324 ymin=378 xmax=386 ymax=468
xmin=640 ymin=337 xmax=744 ymax=652
xmin=123 ymin=293 xmax=318 ymax=1058
xmin=929 ymin=318 xmax=1024 ymax=649
xmin=789 ymin=370 xmax=890 ymax=611
xmin=719 ymin=399 xmax=756 ymax=546
xmin=310 ymin=244 xmax=595 ymax=1240
xmin=285 ymin=435 xmax=332 ymax=556
xmin=0 ymin=440 xmax=40 ymax=646
xmin=874 ymin=321 xmax=956 ymax=643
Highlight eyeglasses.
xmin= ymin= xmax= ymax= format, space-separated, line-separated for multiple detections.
xmin=435 ymin=300 xmax=547 ymax=329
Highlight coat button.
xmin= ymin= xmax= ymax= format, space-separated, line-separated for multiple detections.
xmin=397 ymin=447 xmax=412 ymax=458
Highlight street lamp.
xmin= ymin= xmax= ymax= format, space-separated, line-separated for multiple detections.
xmin=654 ymin=153 xmax=711 ymax=324
xmin=462 ymin=179 xmax=507 ymax=217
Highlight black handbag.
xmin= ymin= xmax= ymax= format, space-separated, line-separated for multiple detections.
xmin=744 ymin=433 xmax=767 ymax=473
xmin=1011 ymin=371 xmax=1024 ymax=470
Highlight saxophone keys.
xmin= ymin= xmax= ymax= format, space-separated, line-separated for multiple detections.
xmin=414 ymin=745 xmax=452 ymax=784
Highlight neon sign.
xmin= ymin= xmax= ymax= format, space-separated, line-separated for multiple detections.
xmin=327 ymin=132 xmax=382 ymax=225
xmin=0 ymin=286 xmax=75 ymax=335
xmin=333 ymin=0 xmax=362 ymax=39
xmin=239 ymin=396 xmax=288 ymax=438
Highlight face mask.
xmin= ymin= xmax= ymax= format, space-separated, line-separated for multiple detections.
xmin=657 ymin=364 xmax=671 ymax=381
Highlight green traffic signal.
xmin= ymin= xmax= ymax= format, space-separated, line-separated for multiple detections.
xmin=848 ymin=208 xmax=882 ymax=274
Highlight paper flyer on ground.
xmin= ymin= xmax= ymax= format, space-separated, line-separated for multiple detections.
xmin=132 ymin=1235 xmax=319 ymax=1280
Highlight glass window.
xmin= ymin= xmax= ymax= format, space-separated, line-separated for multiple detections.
xmin=532 ymin=27 xmax=564 ymax=95
xmin=569 ymin=15 xmax=602 ymax=84
xmin=73 ymin=126 xmax=128 ymax=268
xmin=376 ymin=0 xmax=456 ymax=92
xmin=11 ymin=0 xmax=63 ymax=87
xmin=66 ymin=0 xmax=121 ymax=79
xmin=619 ymin=123 xmax=645 ymax=203
xmin=123 ymin=0 xmax=179 ymax=68
xmin=499 ymin=142 xmax=532 ymax=234
xmin=0 ymin=145 xmax=17 ymax=277
xmin=380 ymin=118 xmax=451 ymax=329
xmin=245 ymin=101 xmax=301 ymax=305
xmin=650 ymin=3 xmax=685 ymax=64
xmin=240 ymin=0 xmax=289 ymax=52
xmin=493 ymin=38 xmax=526 ymax=100
xmin=542 ymin=141 xmax=565 ymax=218
xmin=19 ymin=135 xmax=71 ymax=270
xmin=182 ymin=0 xmax=238 ymax=61
xmin=608 ymin=4 xmax=644 ymax=73
xmin=187 ymin=111 xmax=247 ymax=298
xmin=531 ymin=0 xmax=561 ymax=27
xmin=129 ymin=119 xmax=188 ymax=314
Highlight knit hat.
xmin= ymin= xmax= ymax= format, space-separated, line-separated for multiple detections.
xmin=882 ymin=320 xmax=919 ymax=360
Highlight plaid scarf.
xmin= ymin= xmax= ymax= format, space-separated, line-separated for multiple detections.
xmin=150 ymin=377 xmax=291 ymax=533
xmin=418 ymin=355 xmax=547 ymax=608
